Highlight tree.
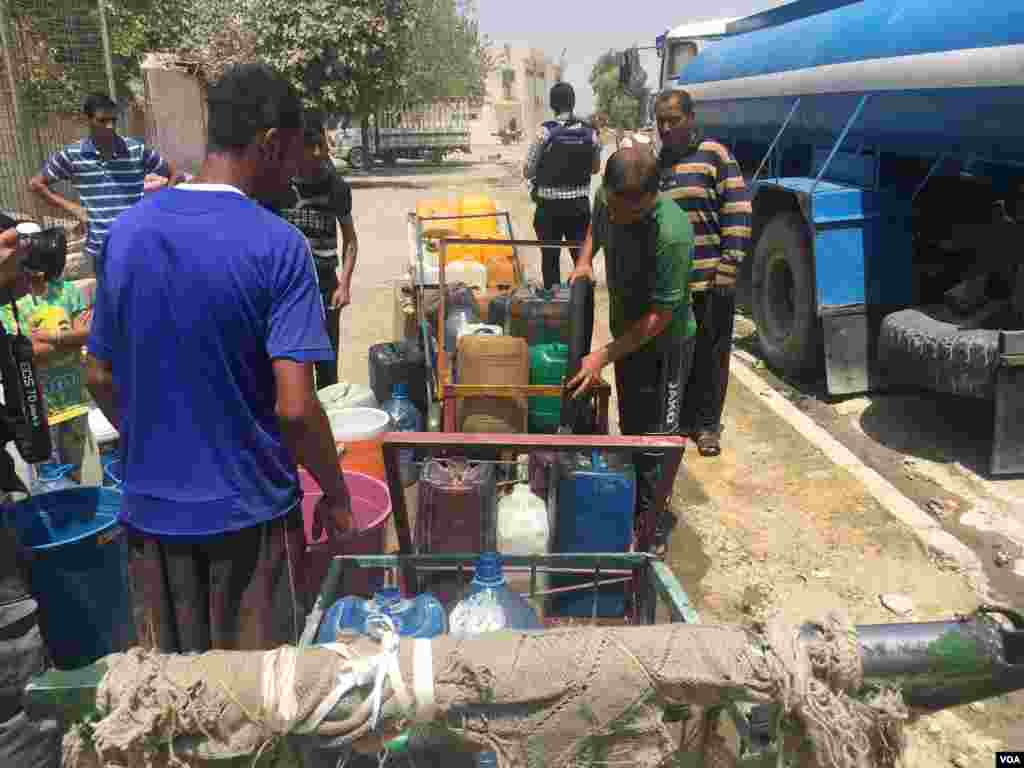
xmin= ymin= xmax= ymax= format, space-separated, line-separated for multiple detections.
xmin=400 ymin=0 xmax=491 ymax=106
xmin=249 ymin=0 xmax=416 ymax=118
xmin=589 ymin=50 xmax=649 ymax=131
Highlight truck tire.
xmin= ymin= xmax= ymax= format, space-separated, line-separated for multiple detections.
xmin=751 ymin=212 xmax=821 ymax=377
xmin=878 ymin=305 xmax=1000 ymax=400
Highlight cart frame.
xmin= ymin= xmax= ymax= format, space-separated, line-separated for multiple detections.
xmin=431 ymin=233 xmax=612 ymax=434
xmin=378 ymin=432 xmax=686 ymax=608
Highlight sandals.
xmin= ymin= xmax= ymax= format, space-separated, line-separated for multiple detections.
xmin=694 ymin=429 xmax=722 ymax=457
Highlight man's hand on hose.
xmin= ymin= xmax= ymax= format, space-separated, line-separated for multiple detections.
xmin=312 ymin=485 xmax=353 ymax=544
xmin=566 ymin=346 xmax=609 ymax=399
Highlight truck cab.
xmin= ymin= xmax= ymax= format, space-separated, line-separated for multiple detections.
xmin=655 ymin=18 xmax=737 ymax=92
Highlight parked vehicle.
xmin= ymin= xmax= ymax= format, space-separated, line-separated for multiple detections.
xmin=332 ymin=102 xmax=473 ymax=168
xmin=642 ymin=0 xmax=1024 ymax=475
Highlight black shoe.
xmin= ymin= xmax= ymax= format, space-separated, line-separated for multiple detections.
xmin=654 ymin=509 xmax=678 ymax=555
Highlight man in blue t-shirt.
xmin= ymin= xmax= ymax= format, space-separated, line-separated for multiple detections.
xmin=85 ymin=64 xmax=352 ymax=653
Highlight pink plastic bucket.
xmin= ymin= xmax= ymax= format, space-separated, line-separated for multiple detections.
xmin=299 ymin=468 xmax=392 ymax=600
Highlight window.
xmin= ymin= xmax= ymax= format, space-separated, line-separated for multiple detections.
xmin=665 ymin=41 xmax=698 ymax=82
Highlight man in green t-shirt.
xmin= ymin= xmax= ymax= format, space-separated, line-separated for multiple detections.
xmin=567 ymin=147 xmax=696 ymax=551
xmin=0 ymin=270 xmax=100 ymax=484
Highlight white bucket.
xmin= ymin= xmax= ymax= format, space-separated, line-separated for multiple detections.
xmin=88 ymin=408 xmax=119 ymax=445
xmin=318 ymin=382 xmax=378 ymax=412
xmin=445 ymin=260 xmax=487 ymax=292
xmin=328 ymin=407 xmax=392 ymax=443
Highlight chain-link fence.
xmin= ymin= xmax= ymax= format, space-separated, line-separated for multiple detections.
xmin=0 ymin=0 xmax=114 ymax=225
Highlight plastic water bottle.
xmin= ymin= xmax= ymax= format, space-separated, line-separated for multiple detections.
xmin=449 ymin=553 xmax=542 ymax=768
xmin=315 ymin=587 xmax=447 ymax=643
xmin=381 ymin=383 xmax=423 ymax=485
xmin=30 ymin=463 xmax=77 ymax=495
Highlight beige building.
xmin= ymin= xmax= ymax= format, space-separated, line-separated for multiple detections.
xmin=468 ymin=42 xmax=564 ymax=146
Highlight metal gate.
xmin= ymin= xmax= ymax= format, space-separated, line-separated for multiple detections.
xmin=0 ymin=0 xmax=115 ymax=224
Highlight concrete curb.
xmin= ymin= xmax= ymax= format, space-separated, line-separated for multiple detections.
xmin=729 ymin=352 xmax=991 ymax=600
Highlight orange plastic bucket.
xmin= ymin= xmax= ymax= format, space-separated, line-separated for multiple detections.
xmin=328 ymin=408 xmax=391 ymax=482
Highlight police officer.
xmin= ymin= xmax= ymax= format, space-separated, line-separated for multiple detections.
xmin=524 ymin=82 xmax=602 ymax=288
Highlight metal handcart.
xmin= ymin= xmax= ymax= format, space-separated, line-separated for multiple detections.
xmin=433 ymin=235 xmax=612 ymax=435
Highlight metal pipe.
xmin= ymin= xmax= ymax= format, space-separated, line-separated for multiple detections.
xmin=811 ymin=93 xmax=870 ymax=195
xmin=752 ymin=97 xmax=802 ymax=183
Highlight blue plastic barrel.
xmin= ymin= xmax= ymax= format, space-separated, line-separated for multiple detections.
xmin=2 ymin=487 xmax=135 ymax=669
xmin=102 ymin=456 xmax=122 ymax=488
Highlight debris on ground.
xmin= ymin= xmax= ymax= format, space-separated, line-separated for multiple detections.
xmin=879 ymin=593 xmax=915 ymax=616
xmin=993 ymin=547 xmax=1013 ymax=568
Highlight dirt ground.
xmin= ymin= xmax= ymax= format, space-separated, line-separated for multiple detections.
xmin=335 ymin=147 xmax=1020 ymax=766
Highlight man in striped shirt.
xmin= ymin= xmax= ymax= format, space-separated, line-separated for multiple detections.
xmin=29 ymin=93 xmax=175 ymax=277
xmin=655 ymin=90 xmax=752 ymax=457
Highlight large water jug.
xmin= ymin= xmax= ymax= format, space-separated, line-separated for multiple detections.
xmin=449 ymin=553 xmax=541 ymax=768
xmin=497 ymin=483 xmax=550 ymax=616
xmin=315 ymin=587 xmax=447 ymax=643
xmin=528 ymin=342 xmax=568 ymax=433
xmin=381 ymin=383 xmax=424 ymax=486
xmin=509 ymin=286 xmax=571 ymax=347
xmin=497 ymin=484 xmax=549 ymax=557
xmin=31 ymin=463 xmax=77 ymax=495
xmin=368 ymin=341 xmax=428 ymax=415
xmin=550 ymin=450 xmax=636 ymax=618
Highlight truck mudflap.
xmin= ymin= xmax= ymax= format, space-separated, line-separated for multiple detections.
xmin=992 ymin=330 xmax=1024 ymax=476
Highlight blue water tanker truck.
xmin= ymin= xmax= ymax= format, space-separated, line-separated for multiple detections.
xmin=647 ymin=0 xmax=1024 ymax=475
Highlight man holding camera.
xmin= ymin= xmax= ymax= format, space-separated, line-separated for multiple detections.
xmin=0 ymin=224 xmax=61 ymax=766
xmin=29 ymin=93 xmax=176 ymax=277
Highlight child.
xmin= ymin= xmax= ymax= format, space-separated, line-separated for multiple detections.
xmin=0 ymin=269 xmax=100 ymax=485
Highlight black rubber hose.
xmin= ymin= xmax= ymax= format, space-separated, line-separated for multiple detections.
xmin=560 ymin=278 xmax=596 ymax=433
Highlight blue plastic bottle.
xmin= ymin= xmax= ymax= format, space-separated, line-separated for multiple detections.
xmin=381 ymin=383 xmax=424 ymax=486
xmin=315 ymin=587 xmax=447 ymax=644
xmin=449 ymin=553 xmax=541 ymax=768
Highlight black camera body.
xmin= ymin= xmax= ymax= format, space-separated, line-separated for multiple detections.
xmin=0 ymin=214 xmax=64 ymax=464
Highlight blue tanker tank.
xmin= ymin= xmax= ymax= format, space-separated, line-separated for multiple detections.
xmin=660 ymin=0 xmax=1024 ymax=475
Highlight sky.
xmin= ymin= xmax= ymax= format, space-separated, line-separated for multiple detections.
xmin=476 ymin=0 xmax=790 ymax=115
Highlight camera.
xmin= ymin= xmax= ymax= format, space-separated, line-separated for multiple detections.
xmin=0 ymin=218 xmax=61 ymax=464
xmin=14 ymin=222 xmax=67 ymax=280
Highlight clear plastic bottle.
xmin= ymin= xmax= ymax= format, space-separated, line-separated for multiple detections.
xmin=450 ymin=553 xmax=542 ymax=768
xmin=449 ymin=552 xmax=542 ymax=636
xmin=381 ymin=383 xmax=424 ymax=486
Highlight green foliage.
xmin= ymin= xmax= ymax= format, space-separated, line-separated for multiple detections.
xmin=249 ymin=0 xmax=416 ymax=115
xmin=401 ymin=0 xmax=491 ymax=105
xmin=12 ymin=0 xmax=489 ymax=122
xmin=589 ymin=50 xmax=649 ymax=130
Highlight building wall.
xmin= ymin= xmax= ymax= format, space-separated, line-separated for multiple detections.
xmin=468 ymin=42 xmax=564 ymax=147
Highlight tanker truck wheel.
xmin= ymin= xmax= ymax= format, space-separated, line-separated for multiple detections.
xmin=751 ymin=212 xmax=821 ymax=378
xmin=878 ymin=306 xmax=1000 ymax=400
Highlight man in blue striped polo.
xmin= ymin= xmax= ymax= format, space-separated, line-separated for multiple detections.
xmin=29 ymin=93 xmax=176 ymax=277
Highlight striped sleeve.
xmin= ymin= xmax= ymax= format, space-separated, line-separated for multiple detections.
xmin=713 ymin=145 xmax=752 ymax=286
xmin=42 ymin=149 xmax=74 ymax=182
